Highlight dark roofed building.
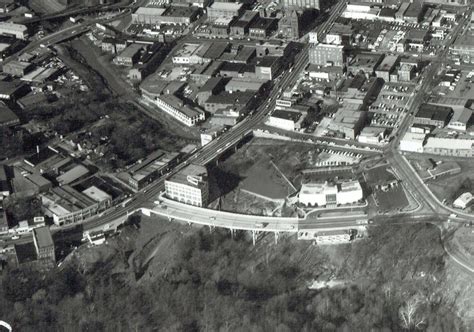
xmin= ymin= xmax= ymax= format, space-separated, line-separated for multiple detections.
xmin=0 ymin=102 xmax=19 ymax=127
xmin=414 ymin=103 xmax=453 ymax=128
xmin=249 ymin=17 xmax=278 ymax=39
xmin=196 ymin=77 xmax=227 ymax=105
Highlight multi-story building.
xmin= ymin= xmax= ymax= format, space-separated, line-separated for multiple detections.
xmin=398 ymin=63 xmax=415 ymax=82
xmin=375 ymin=55 xmax=399 ymax=82
xmin=132 ymin=7 xmax=167 ymax=25
xmin=32 ymin=226 xmax=55 ymax=265
xmin=207 ymin=2 xmax=243 ymax=21
xmin=153 ymin=94 xmax=205 ymax=127
xmin=281 ymin=0 xmax=320 ymax=10
xmin=230 ymin=10 xmax=258 ymax=36
xmin=278 ymin=11 xmax=300 ymax=40
xmin=249 ymin=17 xmax=278 ymax=39
xmin=0 ymin=165 xmax=10 ymax=199
xmin=113 ymin=43 xmax=143 ymax=67
xmin=165 ymin=164 xmax=209 ymax=207
xmin=0 ymin=22 xmax=27 ymax=39
xmin=255 ymin=56 xmax=281 ymax=80
xmin=309 ymin=43 xmax=345 ymax=66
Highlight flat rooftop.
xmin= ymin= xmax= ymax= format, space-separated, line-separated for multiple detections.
xmin=33 ymin=226 xmax=53 ymax=248
xmin=271 ymin=109 xmax=302 ymax=122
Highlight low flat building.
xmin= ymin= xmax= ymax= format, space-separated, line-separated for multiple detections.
xmin=2 ymin=60 xmax=32 ymax=77
xmin=266 ymin=109 xmax=305 ymax=131
xmin=165 ymin=164 xmax=209 ymax=207
xmin=0 ymin=103 xmax=19 ymax=127
xmin=414 ymin=104 xmax=453 ymax=128
xmin=329 ymin=104 xmax=367 ymax=139
xmin=299 ymin=180 xmax=363 ymax=207
xmin=453 ymin=192 xmax=473 ymax=209
xmin=0 ymin=81 xmax=29 ymax=100
xmin=399 ymin=132 xmax=426 ymax=153
xmin=447 ymin=108 xmax=472 ymax=132
xmin=348 ymin=52 xmax=384 ymax=76
xmin=357 ymin=126 xmax=386 ymax=144
xmin=0 ymin=22 xmax=27 ymax=39
xmin=56 ymin=164 xmax=89 ymax=185
xmin=127 ymin=150 xmax=179 ymax=190
xmin=203 ymin=91 xmax=254 ymax=114
xmin=113 ymin=43 xmax=143 ymax=67
xmin=225 ymin=77 xmax=265 ymax=92
xmin=315 ymin=230 xmax=352 ymax=245
xmin=423 ymin=137 xmax=474 ymax=157
xmin=41 ymin=185 xmax=112 ymax=226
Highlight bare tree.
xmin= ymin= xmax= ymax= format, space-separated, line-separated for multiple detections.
xmin=399 ymin=294 xmax=426 ymax=330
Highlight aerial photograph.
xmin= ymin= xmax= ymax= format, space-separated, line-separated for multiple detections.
xmin=0 ymin=0 xmax=473 ymax=330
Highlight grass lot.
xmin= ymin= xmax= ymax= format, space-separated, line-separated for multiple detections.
xmin=364 ymin=164 xmax=397 ymax=187
xmin=373 ymin=184 xmax=410 ymax=213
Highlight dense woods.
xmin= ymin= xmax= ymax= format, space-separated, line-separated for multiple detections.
xmin=0 ymin=222 xmax=465 ymax=331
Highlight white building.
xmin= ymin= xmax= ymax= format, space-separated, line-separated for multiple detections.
xmin=447 ymin=108 xmax=472 ymax=132
xmin=315 ymin=230 xmax=352 ymax=245
xmin=337 ymin=181 xmax=364 ymax=205
xmin=146 ymin=94 xmax=205 ymax=127
xmin=266 ymin=109 xmax=304 ymax=131
xmin=357 ymin=127 xmax=386 ymax=145
xmin=453 ymin=192 xmax=473 ymax=209
xmin=0 ymin=22 xmax=27 ymax=39
xmin=165 ymin=164 xmax=209 ymax=207
xmin=399 ymin=132 xmax=426 ymax=153
xmin=299 ymin=180 xmax=363 ymax=207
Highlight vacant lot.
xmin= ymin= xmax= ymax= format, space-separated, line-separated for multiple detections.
xmin=373 ymin=184 xmax=410 ymax=213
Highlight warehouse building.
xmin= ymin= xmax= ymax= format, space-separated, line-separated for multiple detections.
xmin=266 ymin=109 xmax=305 ymax=131
xmin=0 ymin=102 xmax=19 ymax=127
xmin=127 ymin=150 xmax=180 ymax=190
xmin=41 ymin=185 xmax=112 ymax=226
xmin=113 ymin=43 xmax=143 ymax=67
xmin=165 ymin=164 xmax=209 ymax=207
xmin=414 ymin=104 xmax=453 ymax=128
xmin=399 ymin=132 xmax=426 ymax=153
xmin=2 ymin=60 xmax=33 ymax=77
xmin=0 ymin=22 xmax=27 ymax=39
xmin=423 ymin=137 xmax=474 ymax=157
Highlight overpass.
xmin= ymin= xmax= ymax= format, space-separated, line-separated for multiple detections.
xmin=142 ymin=194 xmax=368 ymax=245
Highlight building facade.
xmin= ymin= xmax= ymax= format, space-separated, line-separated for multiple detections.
xmin=309 ymin=44 xmax=345 ymax=66
xmin=165 ymin=164 xmax=209 ymax=207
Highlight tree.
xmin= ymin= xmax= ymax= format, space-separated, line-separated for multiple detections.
xmin=399 ymin=294 xmax=427 ymax=330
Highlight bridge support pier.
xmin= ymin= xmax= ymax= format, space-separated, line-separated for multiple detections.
xmin=230 ymin=228 xmax=235 ymax=239
xmin=208 ymin=225 xmax=215 ymax=233
xmin=274 ymin=231 xmax=279 ymax=245
xmin=251 ymin=230 xmax=259 ymax=246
